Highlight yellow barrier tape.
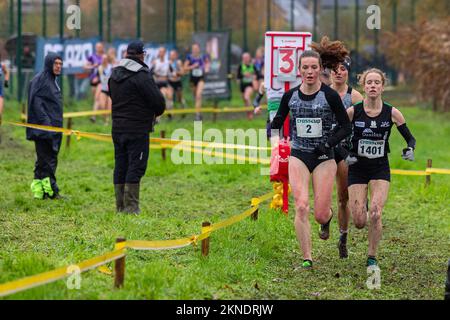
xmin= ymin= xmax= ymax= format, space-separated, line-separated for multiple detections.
xmin=391 ymin=169 xmax=430 ymax=176
xmin=151 ymin=137 xmax=272 ymax=151
xmin=20 ymin=105 xmax=268 ymax=120
xmin=6 ymin=121 xmax=271 ymax=153
xmin=209 ymin=207 xmax=258 ymax=233
xmin=97 ymin=265 xmax=113 ymax=276
xmin=426 ymin=168 xmax=450 ymax=175
xmin=125 ymin=238 xmax=195 ymax=251
xmin=0 ymin=248 xmax=125 ymax=298
xmin=0 ymin=191 xmax=273 ymax=298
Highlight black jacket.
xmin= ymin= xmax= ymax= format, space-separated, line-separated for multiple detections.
xmin=109 ymin=58 xmax=165 ymax=134
xmin=26 ymin=52 xmax=63 ymax=141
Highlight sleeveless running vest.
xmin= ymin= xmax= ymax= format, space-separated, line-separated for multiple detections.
xmin=241 ymin=63 xmax=255 ymax=84
xmin=351 ymin=101 xmax=394 ymax=160
xmin=287 ymin=84 xmax=336 ymax=152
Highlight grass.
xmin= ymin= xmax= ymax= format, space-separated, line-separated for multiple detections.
xmin=0 ymin=89 xmax=449 ymax=300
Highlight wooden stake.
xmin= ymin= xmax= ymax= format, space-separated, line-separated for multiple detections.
xmin=251 ymin=208 xmax=259 ymax=221
xmin=201 ymin=222 xmax=211 ymax=257
xmin=426 ymin=159 xmax=432 ymax=186
xmin=114 ymin=238 xmax=126 ymax=289
xmin=160 ymin=130 xmax=166 ymax=161
xmin=65 ymin=118 xmax=73 ymax=149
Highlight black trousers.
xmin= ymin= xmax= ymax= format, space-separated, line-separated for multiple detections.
xmin=34 ymin=137 xmax=62 ymax=194
xmin=112 ymin=132 xmax=150 ymax=184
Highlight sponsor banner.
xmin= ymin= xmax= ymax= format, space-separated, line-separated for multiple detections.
xmin=35 ymin=37 xmax=99 ymax=74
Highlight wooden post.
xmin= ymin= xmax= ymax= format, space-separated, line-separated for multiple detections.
xmin=114 ymin=238 xmax=126 ymax=289
xmin=65 ymin=118 xmax=73 ymax=149
xmin=251 ymin=207 xmax=259 ymax=221
xmin=201 ymin=222 xmax=211 ymax=257
xmin=426 ymin=159 xmax=432 ymax=186
xmin=160 ymin=130 xmax=166 ymax=161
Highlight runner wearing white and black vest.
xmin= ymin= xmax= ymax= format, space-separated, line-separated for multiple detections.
xmin=346 ymin=68 xmax=416 ymax=267
xmin=270 ymin=42 xmax=352 ymax=270
xmin=330 ymin=58 xmax=364 ymax=259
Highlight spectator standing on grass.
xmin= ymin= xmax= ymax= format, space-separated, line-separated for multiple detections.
xmin=109 ymin=41 xmax=165 ymax=215
xmin=26 ymin=52 xmax=64 ymax=200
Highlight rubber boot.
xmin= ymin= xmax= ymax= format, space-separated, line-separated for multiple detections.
xmin=114 ymin=184 xmax=125 ymax=213
xmin=41 ymin=177 xmax=55 ymax=198
xmin=123 ymin=183 xmax=140 ymax=215
xmin=31 ymin=179 xmax=44 ymax=200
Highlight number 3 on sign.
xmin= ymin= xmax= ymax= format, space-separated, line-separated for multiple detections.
xmin=278 ymin=48 xmax=297 ymax=81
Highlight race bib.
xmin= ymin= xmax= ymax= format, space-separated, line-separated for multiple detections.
xmin=243 ymin=75 xmax=253 ymax=83
xmin=192 ymin=68 xmax=203 ymax=77
xmin=358 ymin=140 xmax=385 ymax=159
xmin=296 ymin=118 xmax=323 ymax=138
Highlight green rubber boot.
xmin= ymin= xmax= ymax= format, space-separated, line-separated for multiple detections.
xmin=41 ymin=177 xmax=54 ymax=198
xmin=31 ymin=180 xmax=44 ymax=200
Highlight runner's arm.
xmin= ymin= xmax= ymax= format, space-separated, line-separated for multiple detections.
xmin=326 ymin=89 xmax=352 ymax=148
xmin=393 ymin=107 xmax=416 ymax=149
xmin=270 ymin=90 xmax=293 ymax=130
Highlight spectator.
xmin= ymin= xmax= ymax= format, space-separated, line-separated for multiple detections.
xmin=109 ymin=41 xmax=165 ymax=214
xmin=26 ymin=52 xmax=64 ymax=200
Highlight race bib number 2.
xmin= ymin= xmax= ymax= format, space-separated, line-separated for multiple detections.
xmin=296 ymin=118 xmax=323 ymax=138
xmin=358 ymin=140 xmax=385 ymax=159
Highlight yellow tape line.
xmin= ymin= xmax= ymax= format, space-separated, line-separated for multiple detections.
xmin=0 ymin=248 xmax=125 ymax=298
xmin=21 ymin=105 xmax=268 ymax=120
xmin=391 ymin=169 xmax=430 ymax=176
xmin=426 ymin=168 xmax=450 ymax=175
xmin=125 ymin=238 xmax=196 ymax=251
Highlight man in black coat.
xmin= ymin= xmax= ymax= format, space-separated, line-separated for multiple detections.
xmin=109 ymin=41 xmax=165 ymax=214
xmin=26 ymin=52 xmax=64 ymax=200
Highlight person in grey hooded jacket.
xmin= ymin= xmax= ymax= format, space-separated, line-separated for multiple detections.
xmin=26 ymin=52 xmax=64 ymax=200
xmin=109 ymin=41 xmax=165 ymax=214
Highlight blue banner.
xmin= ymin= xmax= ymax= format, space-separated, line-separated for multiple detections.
xmin=35 ymin=37 xmax=99 ymax=75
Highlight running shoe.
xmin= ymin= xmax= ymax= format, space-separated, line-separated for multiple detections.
xmin=367 ymin=256 xmax=378 ymax=267
xmin=302 ymin=260 xmax=313 ymax=270
xmin=319 ymin=211 xmax=333 ymax=240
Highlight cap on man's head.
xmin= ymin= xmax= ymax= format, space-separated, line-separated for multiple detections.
xmin=127 ymin=41 xmax=145 ymax=55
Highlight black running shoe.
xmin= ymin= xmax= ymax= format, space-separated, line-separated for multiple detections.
xmin=338 ymin=233 xmax=348 ymax=259
xmin=319 ymin=211 xmax=333 ymax=240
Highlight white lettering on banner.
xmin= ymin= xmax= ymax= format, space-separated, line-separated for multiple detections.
xmin=44 ymin=44 xmax=64 ymax=57
xmin=64 ymin=44 xmax=93 ymax=69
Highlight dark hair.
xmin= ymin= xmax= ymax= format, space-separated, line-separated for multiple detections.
xmin=299 ymin=50 xmax=322 ymax=67
xmin=301 ymin=36 xmax=349 ymax=71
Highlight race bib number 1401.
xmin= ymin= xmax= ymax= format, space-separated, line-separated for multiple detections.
xmin=358 ymin=140 xmax=385 ymax=159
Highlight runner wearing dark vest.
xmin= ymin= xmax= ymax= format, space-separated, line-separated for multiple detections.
xmin=271 ymin=38 xmax=352 ymax=270
xmin=330 ymin=57 xmax=364 ymax=259
xmin=346 ymin=68 xmax=416 ymax=267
